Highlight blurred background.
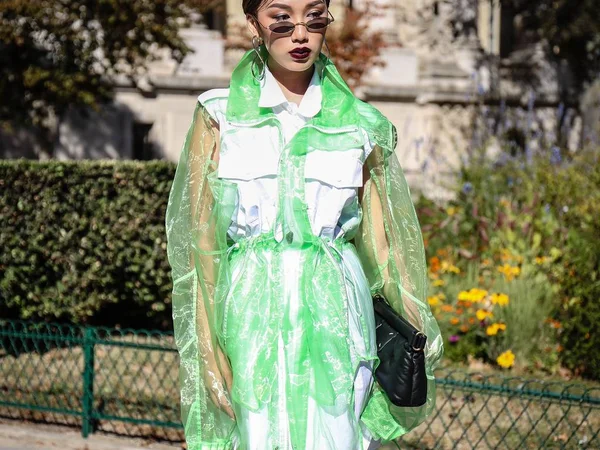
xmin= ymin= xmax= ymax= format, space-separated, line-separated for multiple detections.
xmin=1 ymin=1 xmax=599 ymax=449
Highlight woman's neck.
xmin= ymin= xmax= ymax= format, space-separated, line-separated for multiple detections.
xmin=267 ymin=58 xmax=314 ymax=106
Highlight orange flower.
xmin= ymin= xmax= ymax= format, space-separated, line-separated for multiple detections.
xmin=441 ymin=305 xmax=454 ymax=313
xmin=455 ymin=308 xmax=464 ymax=314
xmin=459 ymin=325 xmax=470 ymax=333
xmin=429 ymin=256 xmax=441 ymax=273
xmin=437 ymin=248 xmax=449 ymax=258
xmin=450 ymin=318 xmax=460 ymax=325
xmin=545 ymin=319 xmax=562 ymax=329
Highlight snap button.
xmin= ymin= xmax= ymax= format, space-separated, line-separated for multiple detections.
xmin=286 ymin=231 xmax=294 ymax=243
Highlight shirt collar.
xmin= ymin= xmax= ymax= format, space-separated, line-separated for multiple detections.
xmin=258 ymin=63 xmax=322 ymax=118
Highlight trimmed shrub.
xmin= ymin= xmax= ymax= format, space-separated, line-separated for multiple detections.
xmin=0 ymin=160 xmax=175 ymax=330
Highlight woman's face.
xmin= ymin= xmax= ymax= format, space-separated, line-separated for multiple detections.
xmin=248 ymin=0 xmax=329 ymax=74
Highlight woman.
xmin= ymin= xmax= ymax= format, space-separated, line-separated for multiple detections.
xmin=165 ymin=0 xmax=443 ymax=448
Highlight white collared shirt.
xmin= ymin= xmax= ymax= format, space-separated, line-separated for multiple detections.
xmin=197 ymin=64 xmax=372 ymax=242
xmin=258 ymin=64 xmax=322 ymax=143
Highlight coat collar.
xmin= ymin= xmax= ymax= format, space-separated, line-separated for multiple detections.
xmin=226 ymin=47 xmax=359 ymax=129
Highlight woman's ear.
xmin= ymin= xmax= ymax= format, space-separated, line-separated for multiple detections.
xmin=246 ymin=14 xmax=260 ymax=40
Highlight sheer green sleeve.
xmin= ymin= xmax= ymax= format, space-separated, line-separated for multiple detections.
xmin=355 ymin=110 xmax=444 ymax=442
xmin=165 ymin=102 xmax=238 ymax=449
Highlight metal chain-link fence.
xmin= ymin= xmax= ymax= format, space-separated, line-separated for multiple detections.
xmin=1 ymin=319 xmax=598 ymax=449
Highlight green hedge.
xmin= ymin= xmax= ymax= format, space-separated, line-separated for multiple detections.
xmin=534 ymin=149 xmax=600 ymax=380
xmin=0 ymin=160 xmax=175 ymax=330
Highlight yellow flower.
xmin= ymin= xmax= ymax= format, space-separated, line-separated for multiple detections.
xmin=441 ymin=261 xmax=461 ymax=274
xmin=476 ymin=309 xmax=493 ymax=321
xmin=486 ymin=325 xmax=499 ymax=336
xmin=458 ymin=288 xmax=488 ymax=303
xmin=446 ymin=206 xmax=457 ymax=216
xmin=428 ymin=295 xmax=442 ymax=307
xmin=491 ymin=293 xmax=510 ymax=306
xmin=497 ymin=264 xmax=521 ymax=281
xmin=432 ymin=279 xmax=446 ymax=287
xmin=486 ymin=323 xmax=507 ymax=336
xmin=497 ymin=350 xmax=515 ymax=368
xmin=535 ymin=256 xmax=551 ymax=265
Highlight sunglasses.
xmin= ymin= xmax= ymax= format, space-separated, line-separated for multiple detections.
xmin=254 ymin=12 xmax=334 ymax=36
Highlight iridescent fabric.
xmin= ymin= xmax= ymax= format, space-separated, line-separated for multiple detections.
xmin=165 ymin=48 xmax=443 ymax=450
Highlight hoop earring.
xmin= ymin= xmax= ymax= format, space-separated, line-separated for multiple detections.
xmin=251 ymin=35 xmax=266 ymax=82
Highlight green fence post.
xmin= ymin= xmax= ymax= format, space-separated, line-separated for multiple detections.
xmin=82 ymin=327 xmax=95 ymax=438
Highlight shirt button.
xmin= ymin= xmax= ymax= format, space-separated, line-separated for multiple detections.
xmin=286 ymin=231 xmax=294 ymax=243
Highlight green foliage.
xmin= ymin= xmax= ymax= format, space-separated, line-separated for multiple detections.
xmin=534 ymin=149 xmax=600 ymax=379
xmin=428 ymin=256 xmax=557 ymax=373
xmin=0 ymin=159 xmax=175 ymax=329
xmin=501 ymin=0 xmax=600 ymax=91
xmin=0 ymin=0 xmax=214 ymax=142
xmin=418 ymin=145 xmax=600 ymax=379
xmin=490 ymin=274 xmax=556 ymax=367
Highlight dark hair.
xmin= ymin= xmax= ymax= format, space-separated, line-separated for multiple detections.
xmin=242 ymin=0 xmax=331 ymax=16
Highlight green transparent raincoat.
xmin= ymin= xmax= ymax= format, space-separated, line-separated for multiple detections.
xmin=165 ymin=49 xmax=443 ymax=450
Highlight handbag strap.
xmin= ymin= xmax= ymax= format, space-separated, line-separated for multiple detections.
xmin=373 ymin=294 xmax=427 ymax=352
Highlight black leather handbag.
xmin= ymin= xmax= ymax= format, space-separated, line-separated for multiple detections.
xmin=372 ymin=293 xmax=428 ymax=407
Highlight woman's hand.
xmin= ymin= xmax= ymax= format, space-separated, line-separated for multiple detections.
xmin=203 ymin=344 xmax=236 ymax=420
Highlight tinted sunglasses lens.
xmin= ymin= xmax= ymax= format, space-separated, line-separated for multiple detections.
xmin=307 ymin=17 xmax=330 ymax=31
xmin=270 ymin=22 xmax=295 ymax=34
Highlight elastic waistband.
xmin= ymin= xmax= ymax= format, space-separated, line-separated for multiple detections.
xmin=227 ymin=232 xmax=353 ymax=255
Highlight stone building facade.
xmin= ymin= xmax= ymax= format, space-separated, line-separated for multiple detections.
xmin=3 ymin=0 xmax=583 ymax=200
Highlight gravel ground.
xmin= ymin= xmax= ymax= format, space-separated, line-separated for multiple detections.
xmin=0 ymin=420 xmax=399 ymax=450
xmin=0 ymin=420 xmax=180 ymax=450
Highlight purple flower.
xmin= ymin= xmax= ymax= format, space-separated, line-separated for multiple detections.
xmin=462 ymin=182 xmax=474 ymax=195
xmin=556 ymin=102 xmax=565 ymax=120
xmin=550 ymin=146 xmax=562 ymax=165
xmin=449 ymin=335 xmax=460 ymax=344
